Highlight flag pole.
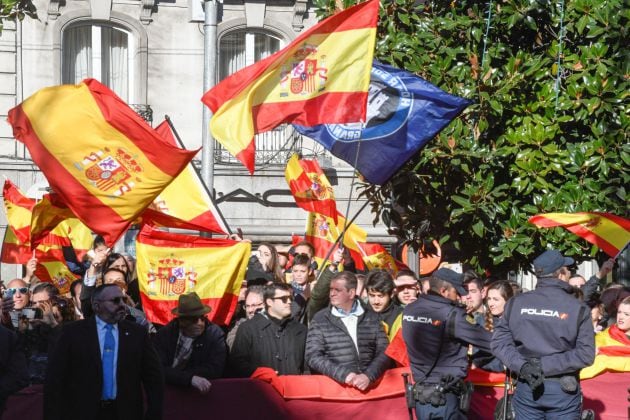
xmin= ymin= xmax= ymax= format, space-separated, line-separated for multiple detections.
xmin=339 ymin=122 xmax=365 ymax=246
xmin=164 ymin=115 xmax=233 ymax=236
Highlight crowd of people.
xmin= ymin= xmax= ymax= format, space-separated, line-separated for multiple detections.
xmin=0 ymin=234 xmax=628 ymax=419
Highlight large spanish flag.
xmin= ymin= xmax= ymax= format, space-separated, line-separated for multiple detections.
xmin=529 ymin=212 xmax=630 ymax=257
xmin=202 ymin=0 xmax=379 ymax=173
xmin=285 ymin=154 xmax=338 ymax=223
xmin=305 ymin=211 xmax=367 ymax=270
xmin=136 ymin=226 xmax=250 ymax=326
xmin=139 ymin=120 xmax=230 ymax=234
xmin=7 ymin=79 xmax=198 ymax=246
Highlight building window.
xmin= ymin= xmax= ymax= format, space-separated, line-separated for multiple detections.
xmin=62 ymin=23 xmax=136 ymax=103
xmin=219 ymin=31 xmax=281 ymax=81
xmin=217 ymin=30 xmax=301 ymax=165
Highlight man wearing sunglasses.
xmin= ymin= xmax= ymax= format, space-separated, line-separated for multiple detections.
xmin=229 ymin=283 xmax=307 ymax=377
xmin=1 ymin=279 xmax=31 ymax=329
xmin=153 ymin=292 xmax=227 ymax=394
xmin=44 ymin=284 xmax=163 ymax=420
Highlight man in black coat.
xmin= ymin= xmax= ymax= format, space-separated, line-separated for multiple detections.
xmin=44 ymin=284 xmax=163 ymax=420
xmin=153 ymin=292 xmax=226 ymax=393
xmin=306 ymin=272 xmax=390 ymax=391
xmin=229 ymin=283 xmax=307 ymax=377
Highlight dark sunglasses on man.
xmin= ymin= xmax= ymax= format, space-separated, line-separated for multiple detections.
xmin=270 ymin=295 xmax=293 ymax=304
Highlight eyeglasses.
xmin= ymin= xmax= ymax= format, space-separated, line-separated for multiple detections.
xmin=270 ymin=295 xmax=293 ymax=304
xmin=97 ymin=296 xmax=124 ymax=305
xmin=179 ymin=316 xmax=206 ymax=324
xmin=8 ymin=287 xmax=29 ymax=294
xmin=245 ymin=302 xmax=264 ymax=310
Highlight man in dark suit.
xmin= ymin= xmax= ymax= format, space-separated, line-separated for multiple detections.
xmin=44 ymin=284 xmax=163 ymax=420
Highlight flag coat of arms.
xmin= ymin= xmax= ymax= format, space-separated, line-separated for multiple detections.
xmin=136 ymin=226 xmax=250 ymax=326
xmin=202 ymin=0 xmax=380 ymax=173
xmin=294 ymin=61 xmax=472 ymax=184
xmin=7 ymin=79 xmax=198 ymax=246
xmin=357 ymin=242 xmax=408 ymax=274
xmin=285 ymin=154 xmax=338 ymax=223
xmin=529 ymin=212 xmax=630 ymax=257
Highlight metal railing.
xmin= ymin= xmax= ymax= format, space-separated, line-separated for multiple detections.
xmin=214 ymin=124 xmax=303 ymax=166
xmin=129 ymin=104 xmax=153 ymax=125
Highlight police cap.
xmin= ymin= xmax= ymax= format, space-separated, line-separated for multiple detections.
xmin=433 ymin=268 xmax=468 ymax=296
xmin=533 ymin=249 xmax=574 ymax=277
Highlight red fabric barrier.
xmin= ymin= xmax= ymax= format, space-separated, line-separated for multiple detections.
xmin=4 ymin=372 xmax=628 ymax=420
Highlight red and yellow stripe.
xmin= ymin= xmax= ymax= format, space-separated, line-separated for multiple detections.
xmin=529 ymin=212 xmax=630 ymax=257
xmin=136 ymin=226 xmax=250 ymax=326
xmin=3 ymin=180 xmax=35 ymax=244
xmin=8 ymin=79 xmax=198 ymax=246
xmin=202 ymin=0 xmax=379 ymax=173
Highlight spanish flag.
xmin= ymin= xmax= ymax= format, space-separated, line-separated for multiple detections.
xmin=285 ymin=154 xmax=338 ymax=223
xmin=140 ymin=121 xmax=230 ymax=234
xmin=305 ymin=211 xmax=367 ymax=270
xmin=7 ymin=79 xmax=198 ymax=246
xmin=3 ymin=179 xmax=35 ymax=244
xmin=202 ymin=0 xmax=379 ymax=173
xmin=529 ymin=212 xmax=630 ymax=257
xmin=357 ymin=242 xmax=408 ymax=275
xmin=136 ymin=226 xmax=250 ymax=326
xmin=30 ymin=193 xmax=76 ymax=248
xmin=1 ymin=228 xmax=31 ymax=264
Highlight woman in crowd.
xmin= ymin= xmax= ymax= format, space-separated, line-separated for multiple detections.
xmin=581 ymin=296 xmax=630 ymax=379
xmin=256 ymin=243 xmax=285 ymax=282
xmin=473 ymin=280 xmax=514 ymax=372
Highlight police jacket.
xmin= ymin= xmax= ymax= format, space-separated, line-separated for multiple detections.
xmin=402 ymin=293 xmax=492 ymax=384
xmin=305 ymin=304 xmax=390 ymax=384
xmin=492 ymin=278 xmax=595 ymax=376
xmin=228 ymin=312 xmax=307 ymax=377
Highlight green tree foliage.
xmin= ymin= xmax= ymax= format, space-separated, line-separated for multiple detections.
xmin=0 ymin=0 xmax=37 ymax=33
xmin=315 ymin=0 xmax=629 ymax=273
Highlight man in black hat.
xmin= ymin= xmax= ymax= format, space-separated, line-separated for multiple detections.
xmin=153 ymin=292 xmax=227 ymax=393
xmin=492 ymin=249 xmax=595 ymax=419
xmin=402 ymin=268 xmax=492 ymax=419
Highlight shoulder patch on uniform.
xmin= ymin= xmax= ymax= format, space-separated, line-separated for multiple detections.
xmin=465 ymin=314 xmax=476 ymax=325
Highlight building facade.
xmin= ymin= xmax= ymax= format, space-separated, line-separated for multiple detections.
xmin=0 ymin=0 xmax=394 ymax=279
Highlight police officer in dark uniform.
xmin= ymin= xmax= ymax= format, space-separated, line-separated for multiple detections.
xmin=402 ymin=268 xmax=492 ymax=419
xmin=492 ymin=250 xmax=595 ymax=419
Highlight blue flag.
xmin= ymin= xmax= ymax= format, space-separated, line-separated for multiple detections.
xmin=293 ymin=62 xmax=472 ymax=185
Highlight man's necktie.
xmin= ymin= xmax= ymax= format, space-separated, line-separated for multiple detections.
xmin=102 ymin=324 xmax=115 ymax=400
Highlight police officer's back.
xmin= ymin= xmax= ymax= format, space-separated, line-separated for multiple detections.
xmin=402 ymin=268 xmax=492 ymax=420
xmin=492 ymin=250 xmax=595 ymax=419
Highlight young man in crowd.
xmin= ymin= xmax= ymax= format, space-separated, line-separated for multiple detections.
xmin=365 ymin=270 xmax=401 ymax=336
xmin=229 ymin=283 xmax=307 ymax=377
xmin=463 ymin=271 xmax=486 ymax=326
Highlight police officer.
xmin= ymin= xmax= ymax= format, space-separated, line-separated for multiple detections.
xmin=492 ymin=250 xmax=595 ymax=419
xmin=402 ymin=268 xmax=492 ymax=419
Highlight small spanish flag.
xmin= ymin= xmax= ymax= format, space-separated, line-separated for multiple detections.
xmin=285 ymin=154 xmax=338 ymax=223
xmin=30 ymin=193 xmax=75 ymax=248
xmin=136 ymin=226 xmax=250 ymax=326
xmin=202 ymin=0 xmax=379 ymax=173
xmin=356 ymin=242 xmax=408 ymax=275
xmin=3 ymin=180 xmax=35 ymax=244
xmin=8 ymin=79 xmax=198 ymax=246
xmin=305 ymin=211 xmax=367 ymax=270
xmin=529 ymin=212 xmax=630 ymax=257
